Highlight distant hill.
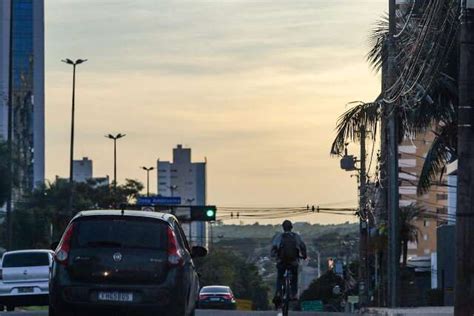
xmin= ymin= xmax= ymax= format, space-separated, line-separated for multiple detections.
xmin=212 ymin=221 xmax=358 ymax=241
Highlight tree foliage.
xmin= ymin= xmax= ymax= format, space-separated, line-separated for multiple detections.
xmin=195 ymin=249 xmax=270 ymax=310
xmin=0 ymin=140 xmax=11 ymax=206
xmin=3 ymin=178 xmax=144 ymax=249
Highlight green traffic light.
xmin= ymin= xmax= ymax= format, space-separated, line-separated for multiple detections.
xmin=206 ymin=210 xmax=215 ymax=217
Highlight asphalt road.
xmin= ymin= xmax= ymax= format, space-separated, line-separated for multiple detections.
xmin=0 ymin=310 xmax=324 ymax=316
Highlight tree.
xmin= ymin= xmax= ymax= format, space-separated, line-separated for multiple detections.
xmin=399 ymin=205 xmax=421 ymax=267
xmin=331 ymin=1 xmax=459 ymax=195
xmin=8 ymin=178 xmax=146 ymax=249
xmin=0 ymin=140 xmax=11 ymax=207
xmin=195 ymin=249 xmax=270 ymax=310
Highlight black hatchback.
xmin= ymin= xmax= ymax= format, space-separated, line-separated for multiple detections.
xmin=49 ymin=210 xmax=207 ymax=316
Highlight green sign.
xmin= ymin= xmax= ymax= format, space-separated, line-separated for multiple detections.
xmin=301 ymin=300 xmax=323 ymax=312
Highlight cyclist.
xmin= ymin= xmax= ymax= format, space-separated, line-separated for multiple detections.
xmin=271 ymin=220 xmax=307 ymax=304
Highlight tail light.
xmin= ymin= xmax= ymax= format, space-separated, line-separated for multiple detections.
xmin=199 ymin=294 xmax=210 ymax=300
xmin=55 ymin=223 xmax=75 ymax=266
xmin=222 ymin=294 xmax=234 ymax=300
xmin=167 ymin=228 xmax=183 ymax=267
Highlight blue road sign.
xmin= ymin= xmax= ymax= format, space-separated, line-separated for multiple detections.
xmin=137 ymin=196 xmax=182 ymax=206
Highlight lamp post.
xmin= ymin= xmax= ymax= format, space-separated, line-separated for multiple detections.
xmin=62 ymin=58 xmax=87 ymax=217
xmin=105 ymin=133 xmax=126 ymax=188
xmin=141 ymin=166 xmax=154 ymax=197
xmin=168 ymin=185 xmax=178 ymax=197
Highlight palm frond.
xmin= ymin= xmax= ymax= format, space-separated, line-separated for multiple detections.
xmin=417 ymin=122 xmax=457 ymax=195
xmin=330 ymin=102 xmax=380 ymax=156
xmin=367 ymin=16 xmax=389 ymax=72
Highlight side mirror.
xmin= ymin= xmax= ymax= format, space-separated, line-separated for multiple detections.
xmin=50 ymin=241 xmax=59 ymax=251
xmin=191 ymin=246 xmax=207 ymax=258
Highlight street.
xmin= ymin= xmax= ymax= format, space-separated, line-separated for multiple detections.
xmin=0 ymin=311 xmax=331 ymax=316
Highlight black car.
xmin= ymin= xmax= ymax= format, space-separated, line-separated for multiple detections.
xmin=197 ymin=286 xmax=237 ymax=310
xmin=49 ymin=210 xmax=207 ymax=316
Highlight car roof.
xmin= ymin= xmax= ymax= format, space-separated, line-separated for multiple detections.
xmin=3 ymin=249 xmax=53 ymax=256
xmin=201 ymin=286 xmax=231 ymax=290
xmin=73 ymin=210 xmax=177 ymax=223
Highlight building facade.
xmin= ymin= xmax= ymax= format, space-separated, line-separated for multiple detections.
xmin=157 ymin=145 xmax=207 ymax=246
xmin=73 ymin=157 xmax=93 ymax=183
xmin=0 ymin=0 xmax=45 ymax=198
xmin=398 ymin=131 xmax=448 ymax=258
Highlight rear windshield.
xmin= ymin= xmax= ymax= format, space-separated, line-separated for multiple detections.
xmin=2 ymin=253 xmax=50 ymax=268
xmin=72 ymin=217 xmax=168 ymax=250
xmin=201 ymin=287 xmax=230 ymax=294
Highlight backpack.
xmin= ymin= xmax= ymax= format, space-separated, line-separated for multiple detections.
xmin=278 ymin=232 xmax=299 ymax=263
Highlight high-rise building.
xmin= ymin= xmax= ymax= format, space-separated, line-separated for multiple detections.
xmin=73 ymin=157 xmax=93 ymax=183
xmin=0 ymin=0 xmax=45 ymax=198
xmin=157 ymin=145 xmax=207 ymax=246
xmin=399 ymin=131 xmax=448 ymax=258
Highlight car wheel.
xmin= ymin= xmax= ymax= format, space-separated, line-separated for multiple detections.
xmin=6 ymin=305 xmax=14 ymax=312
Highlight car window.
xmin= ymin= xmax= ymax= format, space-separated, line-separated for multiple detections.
xmin=2 ymin=253 xmax=50 ymax=268
xmin=72 ymin=217 xmax=168 ymax=250
xmin=173 ymin=221 xmax=191 ymax=252
xmin=201 ymin=287 xmax=230 ymax=294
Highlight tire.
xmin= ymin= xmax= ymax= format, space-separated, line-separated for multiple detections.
xmin=6 ymin=305 xmax=14 ymax=312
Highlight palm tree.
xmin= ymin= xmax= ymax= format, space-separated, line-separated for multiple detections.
xmin=331 ymin=0 xmax=459 ymax=196
xmin=399 ymin=204 xmax=422 ymax=267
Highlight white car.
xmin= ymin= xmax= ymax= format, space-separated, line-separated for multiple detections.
xmin=0 ymin=249 xmax=53 ymax=311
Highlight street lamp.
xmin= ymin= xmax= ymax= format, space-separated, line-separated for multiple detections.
xmin=141 ymin=166 xmax=155 ymax=197
xmin=105 ymin=133 xmax=126 ymax=187
xmin=62 ymin=58 xmax=87 ymax=216
xmin=168 ymin=185 xmax=178 ymax=197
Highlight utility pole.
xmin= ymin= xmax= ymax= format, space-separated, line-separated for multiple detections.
xmin=359 ymin=126 xmax=369 ymax=307
xmin=6 ymin=0 xmax=13 ymax=250
xmin=455 ymin=1 xmax=474 ymax=314
xmin=386 ymin=0 xmax=400 ymax=308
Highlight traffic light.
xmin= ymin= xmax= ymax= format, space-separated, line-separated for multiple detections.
xmin=191 ymin=206 xmax=217 ymax=221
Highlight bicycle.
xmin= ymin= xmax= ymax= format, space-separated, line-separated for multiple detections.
xmin=280 ymin=268 xmax=293 ymax=316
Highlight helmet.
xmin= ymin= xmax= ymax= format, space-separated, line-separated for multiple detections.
xmin=282 ymin=220 xmax=293 ymax=232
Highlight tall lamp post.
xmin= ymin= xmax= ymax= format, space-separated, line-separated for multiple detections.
xmin=62 ymin=58 xmax=87 ymax=217
xmin=168 ymin=185 xmax=178 ymax=197
xmin=105 ymin=133 xmax=126 ymax=188
xmin=141 ymin=166 xmax=154 ymax=197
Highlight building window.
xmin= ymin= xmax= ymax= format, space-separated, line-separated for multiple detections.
xmin=436 ymin=193 xmax=448 ymax=201
xmin=159 ymin=169 xmax=167 ymax=173
xmin=423 ymin=220 xmax=430 ymax=227
xmin=171 ymin=169 xmax=178 ymax=172
xmin=159 ymin=182 xmax=167 ymax=185
xmin=423 ymin=234 xmax=428 ymax=241
xmin=424 ymin=249 xmax=430 ymax=255
xmin=437 ymin=207 xmax=448 ymax=214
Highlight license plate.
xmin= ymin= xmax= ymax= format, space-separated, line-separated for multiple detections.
xmin=210 ymin=297 xmax=221 ymax=302
xmin=18 ymin=287 xmax=34 ymax=293
xmin=98 ymin=292 xmax=133 ymax=302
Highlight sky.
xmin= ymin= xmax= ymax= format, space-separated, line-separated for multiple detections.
xmin=45 ymin=0 xmax=386 ymax=224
